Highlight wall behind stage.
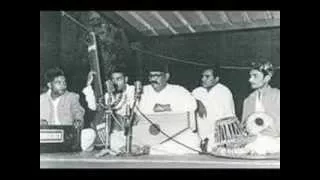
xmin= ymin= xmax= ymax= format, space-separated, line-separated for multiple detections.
xmin=40 ymin=12 xmax=94 ymax=127
xmin=40 ymin=11 xmax=61 ymax=92
xmin=138 ymin=27 xmax=280 ymax=119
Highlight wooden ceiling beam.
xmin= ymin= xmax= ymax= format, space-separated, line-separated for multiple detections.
xmin=264 ymin=11 xmax=273 ymax=20
xmin=128 ymin=11 xmax=158 ymax=36
xmin=173 ymin=11 xmax=196 ymax=33
xmin=151 ymin=11 xmax=178 ymax=35
xmin=242 ymin=11 xmax=253 ymax=24
xmin=219 ymin=11 xmax=233 ymax=26
xmin=195 ymin=11 xmax=215 ymax=30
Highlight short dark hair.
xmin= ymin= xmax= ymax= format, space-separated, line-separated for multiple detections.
xmin=44 ymin=67 xmax=65 ymax=84
xmin=250 ymin=60 xmax=274 ymax=77
xmin=203 ymin=64 xmax=220 ymax=78
xmin=109 ymin=64 xmax=128 ymax=78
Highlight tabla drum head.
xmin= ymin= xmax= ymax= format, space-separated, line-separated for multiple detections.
xmin=245 ymin=112 xmax=273 ymax=136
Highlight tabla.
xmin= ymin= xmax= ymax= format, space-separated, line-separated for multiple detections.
xmin=214 ymin=116 xmax=246 ymax=146
xmin=132 ymin=112 xmax=191 ymax=146
xmin=210 ymin=114 xmax=280 ymax=160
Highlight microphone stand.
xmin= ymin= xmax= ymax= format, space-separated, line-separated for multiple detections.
xmin=95 ymin=91 xmax=119 ymax=157
xmin=123 ymin=86 xmax=141 ymax=156
xmin=122 ymin=99 xmax=137 ymax=155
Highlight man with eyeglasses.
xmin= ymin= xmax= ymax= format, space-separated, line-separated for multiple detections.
xmin=137 ymin=62 xmax=200 ymax=155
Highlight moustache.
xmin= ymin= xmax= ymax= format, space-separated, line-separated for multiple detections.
xmin=150 ymin=81 xmax=159 ymax=85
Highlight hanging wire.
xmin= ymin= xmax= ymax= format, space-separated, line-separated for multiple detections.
xmin=61 ymin=11 xmax=280 ymax=70
xmin=131 ymin=46 xmax=280 ymax=70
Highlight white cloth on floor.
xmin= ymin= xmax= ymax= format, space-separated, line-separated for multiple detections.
xmin=149 ymin=129 xmax=200 ymax=155
xmin=245 ymin=135 xmax=280 ymax=154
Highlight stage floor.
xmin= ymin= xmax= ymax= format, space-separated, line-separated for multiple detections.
xmin=40 ymin=151 xmax=280 ymax=169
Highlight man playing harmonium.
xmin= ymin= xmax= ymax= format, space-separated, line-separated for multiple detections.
xmin=136 ymin=61 xmax=200 ymax=155
xmin=40 ymin=68 xmax=95 ymax=151
xmin=82 ymin=64 xmax=136 ymax=153
xmin=192 ymin=65 xmax=236 ymax=153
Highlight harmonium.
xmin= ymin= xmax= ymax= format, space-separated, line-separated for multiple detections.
xmin=40 ymin=125 xmax=80 ymax=153
xmin=132 ymin=112 xmax=192 ymax=146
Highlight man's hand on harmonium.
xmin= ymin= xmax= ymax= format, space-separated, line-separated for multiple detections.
xmin=40 ymin=119 xmax=48 ymax=126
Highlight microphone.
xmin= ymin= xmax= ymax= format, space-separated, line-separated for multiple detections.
xmin=106 ymin=80 xmax=115 ymax=94
xmin=134 ymin=81 xmax=143 ymax=100
xmin=105 ymin=80 xmax=115 ymax=106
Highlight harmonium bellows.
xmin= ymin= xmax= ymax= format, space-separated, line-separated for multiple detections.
xmin=132 ymin=112 xmax=191 ymax=146
xmin=40 ymin=125 xmax=79 ymax=153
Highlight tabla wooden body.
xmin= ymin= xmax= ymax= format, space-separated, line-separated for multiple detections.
xmin=132 ymin=112 xmax=191 ymax=147
xmin=214 ymin=116 xmax=246 ymax=145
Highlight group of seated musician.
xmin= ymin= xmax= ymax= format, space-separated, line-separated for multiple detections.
xmin=40 ymin=59 xmax=280 ymax=156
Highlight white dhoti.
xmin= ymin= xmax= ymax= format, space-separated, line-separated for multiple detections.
xmin=196 ymin=116 xmax=218 ymax=151
xmin=109 ymin=130 xmax=126 ymax=151
xmin=245 ymin=135 xmax=280 ymax=154
xmin=81 ymin=128 xmax=128 ymax=152
xmin=149 ymin=129 xmax=201 ymax=155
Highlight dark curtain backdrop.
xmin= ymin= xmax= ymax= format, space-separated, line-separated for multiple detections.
xmin=40 ymin=11 xmax=61 ymax=93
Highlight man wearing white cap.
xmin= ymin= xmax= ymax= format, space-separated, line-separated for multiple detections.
xmin=137 ymin=61 xmax=200 ymax=155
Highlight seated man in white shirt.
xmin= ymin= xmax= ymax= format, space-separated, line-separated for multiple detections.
xmin=192 ymin=65 xmax=236 ymax=152
xmin=137 ymin=62 xmax=200 ymax=155
xmin=82 ymin=65 xmax=135 ymax=153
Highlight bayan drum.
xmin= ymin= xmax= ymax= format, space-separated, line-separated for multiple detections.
xmin=132 ymin=112 xmax=191 ymax=147
xmin=214 ymin=116 xmax=246 ymax=146
xmin=243 ymin=112 xmax=274 ymax=136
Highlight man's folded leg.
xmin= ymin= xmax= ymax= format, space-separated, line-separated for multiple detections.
xmin=80 ymin=128 xmax=97 ymax=152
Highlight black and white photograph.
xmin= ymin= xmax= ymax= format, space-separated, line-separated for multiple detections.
xmin=40 ymin=11 xmax=280 ymax=169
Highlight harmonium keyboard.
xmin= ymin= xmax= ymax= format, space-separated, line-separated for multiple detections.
xmin=132 ymin=112 xmax=192 ymax=146
xmin=40 ymin=125 xmax=80 ymax=153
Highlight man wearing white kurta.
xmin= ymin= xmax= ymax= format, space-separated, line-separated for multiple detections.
xmin=192 ymin=66 xmax=236 ymax=152
xmin=82 ymin=68 xmax=135 ymax=152
xmin=137 ymin=63 xmax=200 ymax=155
